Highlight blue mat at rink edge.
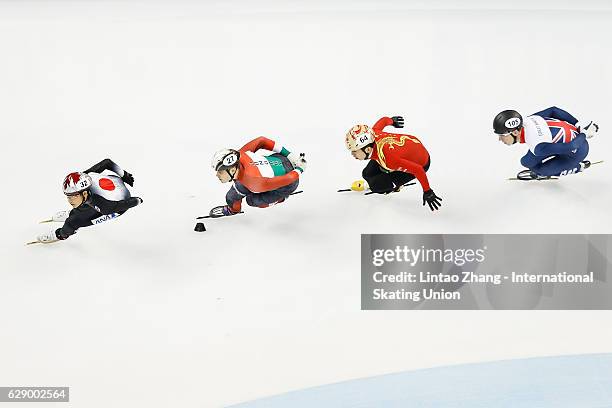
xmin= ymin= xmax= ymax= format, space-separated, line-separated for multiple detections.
xmin=230 ymin=354 xmax=612 ymax=407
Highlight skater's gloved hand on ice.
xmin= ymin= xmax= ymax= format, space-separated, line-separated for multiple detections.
xmin=423 ymin=189 xmax=443 ymax=211
xmin=288 ymin=152 xmax=307 ymax=173
xmin=121 ymin=170 xmax=135 ymax=187
xmin=51 ymin=210 xmax=69 ymax=222
xmin=37 ymin=229 xmax=60 ymax=244
xmin=391 ymin=116 xmax=404 ymax=128
xmin=577 ymin=121 xmax=599 ymax=139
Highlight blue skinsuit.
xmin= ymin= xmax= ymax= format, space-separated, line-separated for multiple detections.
xmin=520 ymin=106 xmax=589 ymax=177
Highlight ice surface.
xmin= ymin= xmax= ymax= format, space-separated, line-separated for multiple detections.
xmin=1 ymin=1 xmax=611 ymax=407
xmin=231 ymin=354 xmax=612 ymax=407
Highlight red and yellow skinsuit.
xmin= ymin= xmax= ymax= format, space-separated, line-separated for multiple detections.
xmin=370 ymin=116 xmax=431 ymax=191
xmin=227 ymin=137 xmax=302 ymax=212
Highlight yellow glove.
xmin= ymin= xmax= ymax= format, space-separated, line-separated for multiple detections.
xmin=351 ymin=180 xmax=368 ymax=191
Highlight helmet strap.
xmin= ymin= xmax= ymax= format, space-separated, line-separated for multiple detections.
xmin=226 ymin=166 xmax=237 ymax=181
xmin=81 ymin=191 xmax=90 ymax=205
xmin=511 ymin=127 xmax=522 ymax=144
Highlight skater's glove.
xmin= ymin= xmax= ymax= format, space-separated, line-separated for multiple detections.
xmin=287 ymin=152 xmax=301 ymax=167
xmin=290 ymin=153 xmax=307 ymax=173
xmin=391 ymin=116 xmax=404 ymax=128
xmin=577 ymin=121 xmax=599 ymax=139
xmin=37 ymin=229 xmax=60 ymax=244
xmin=122 ymin=171 xmax=135 ymax=187
xmin=51 ymin=210 xmax=69 ymax=222
xmin=422 ymin=189 xmax=443 ymax=212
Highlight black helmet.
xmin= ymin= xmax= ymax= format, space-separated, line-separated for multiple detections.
xmin=493 ymin=110 xmax=523 ymax=134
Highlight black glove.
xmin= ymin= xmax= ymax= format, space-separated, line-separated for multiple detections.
xmin=122 ymin=171 xmax=135 ymax=187
xmin=422 ymin=189 xmax=442 ymax=211
xmin=391 ymin=116 xmax=404 ymax=128
xmin=55 ymin=228 xmax=69 ymax=241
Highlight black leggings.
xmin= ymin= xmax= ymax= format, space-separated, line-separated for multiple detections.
xmin=362 ymin=157 xmax=430 ymax=194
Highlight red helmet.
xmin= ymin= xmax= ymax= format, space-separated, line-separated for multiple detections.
xmin=63 ymin=172 xmax=92 ymax=195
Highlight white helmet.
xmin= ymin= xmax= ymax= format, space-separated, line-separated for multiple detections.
xmin=345 ymin=125 xmax=375 ymax=152
xmin=63 ymin=172 xmax=93 ymax=195
xmin=211 ymin=149 xmax=240 ymax=171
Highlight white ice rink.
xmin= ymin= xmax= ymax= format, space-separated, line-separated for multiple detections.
xmin=1 ymin=1 xmax=612 ymax=407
